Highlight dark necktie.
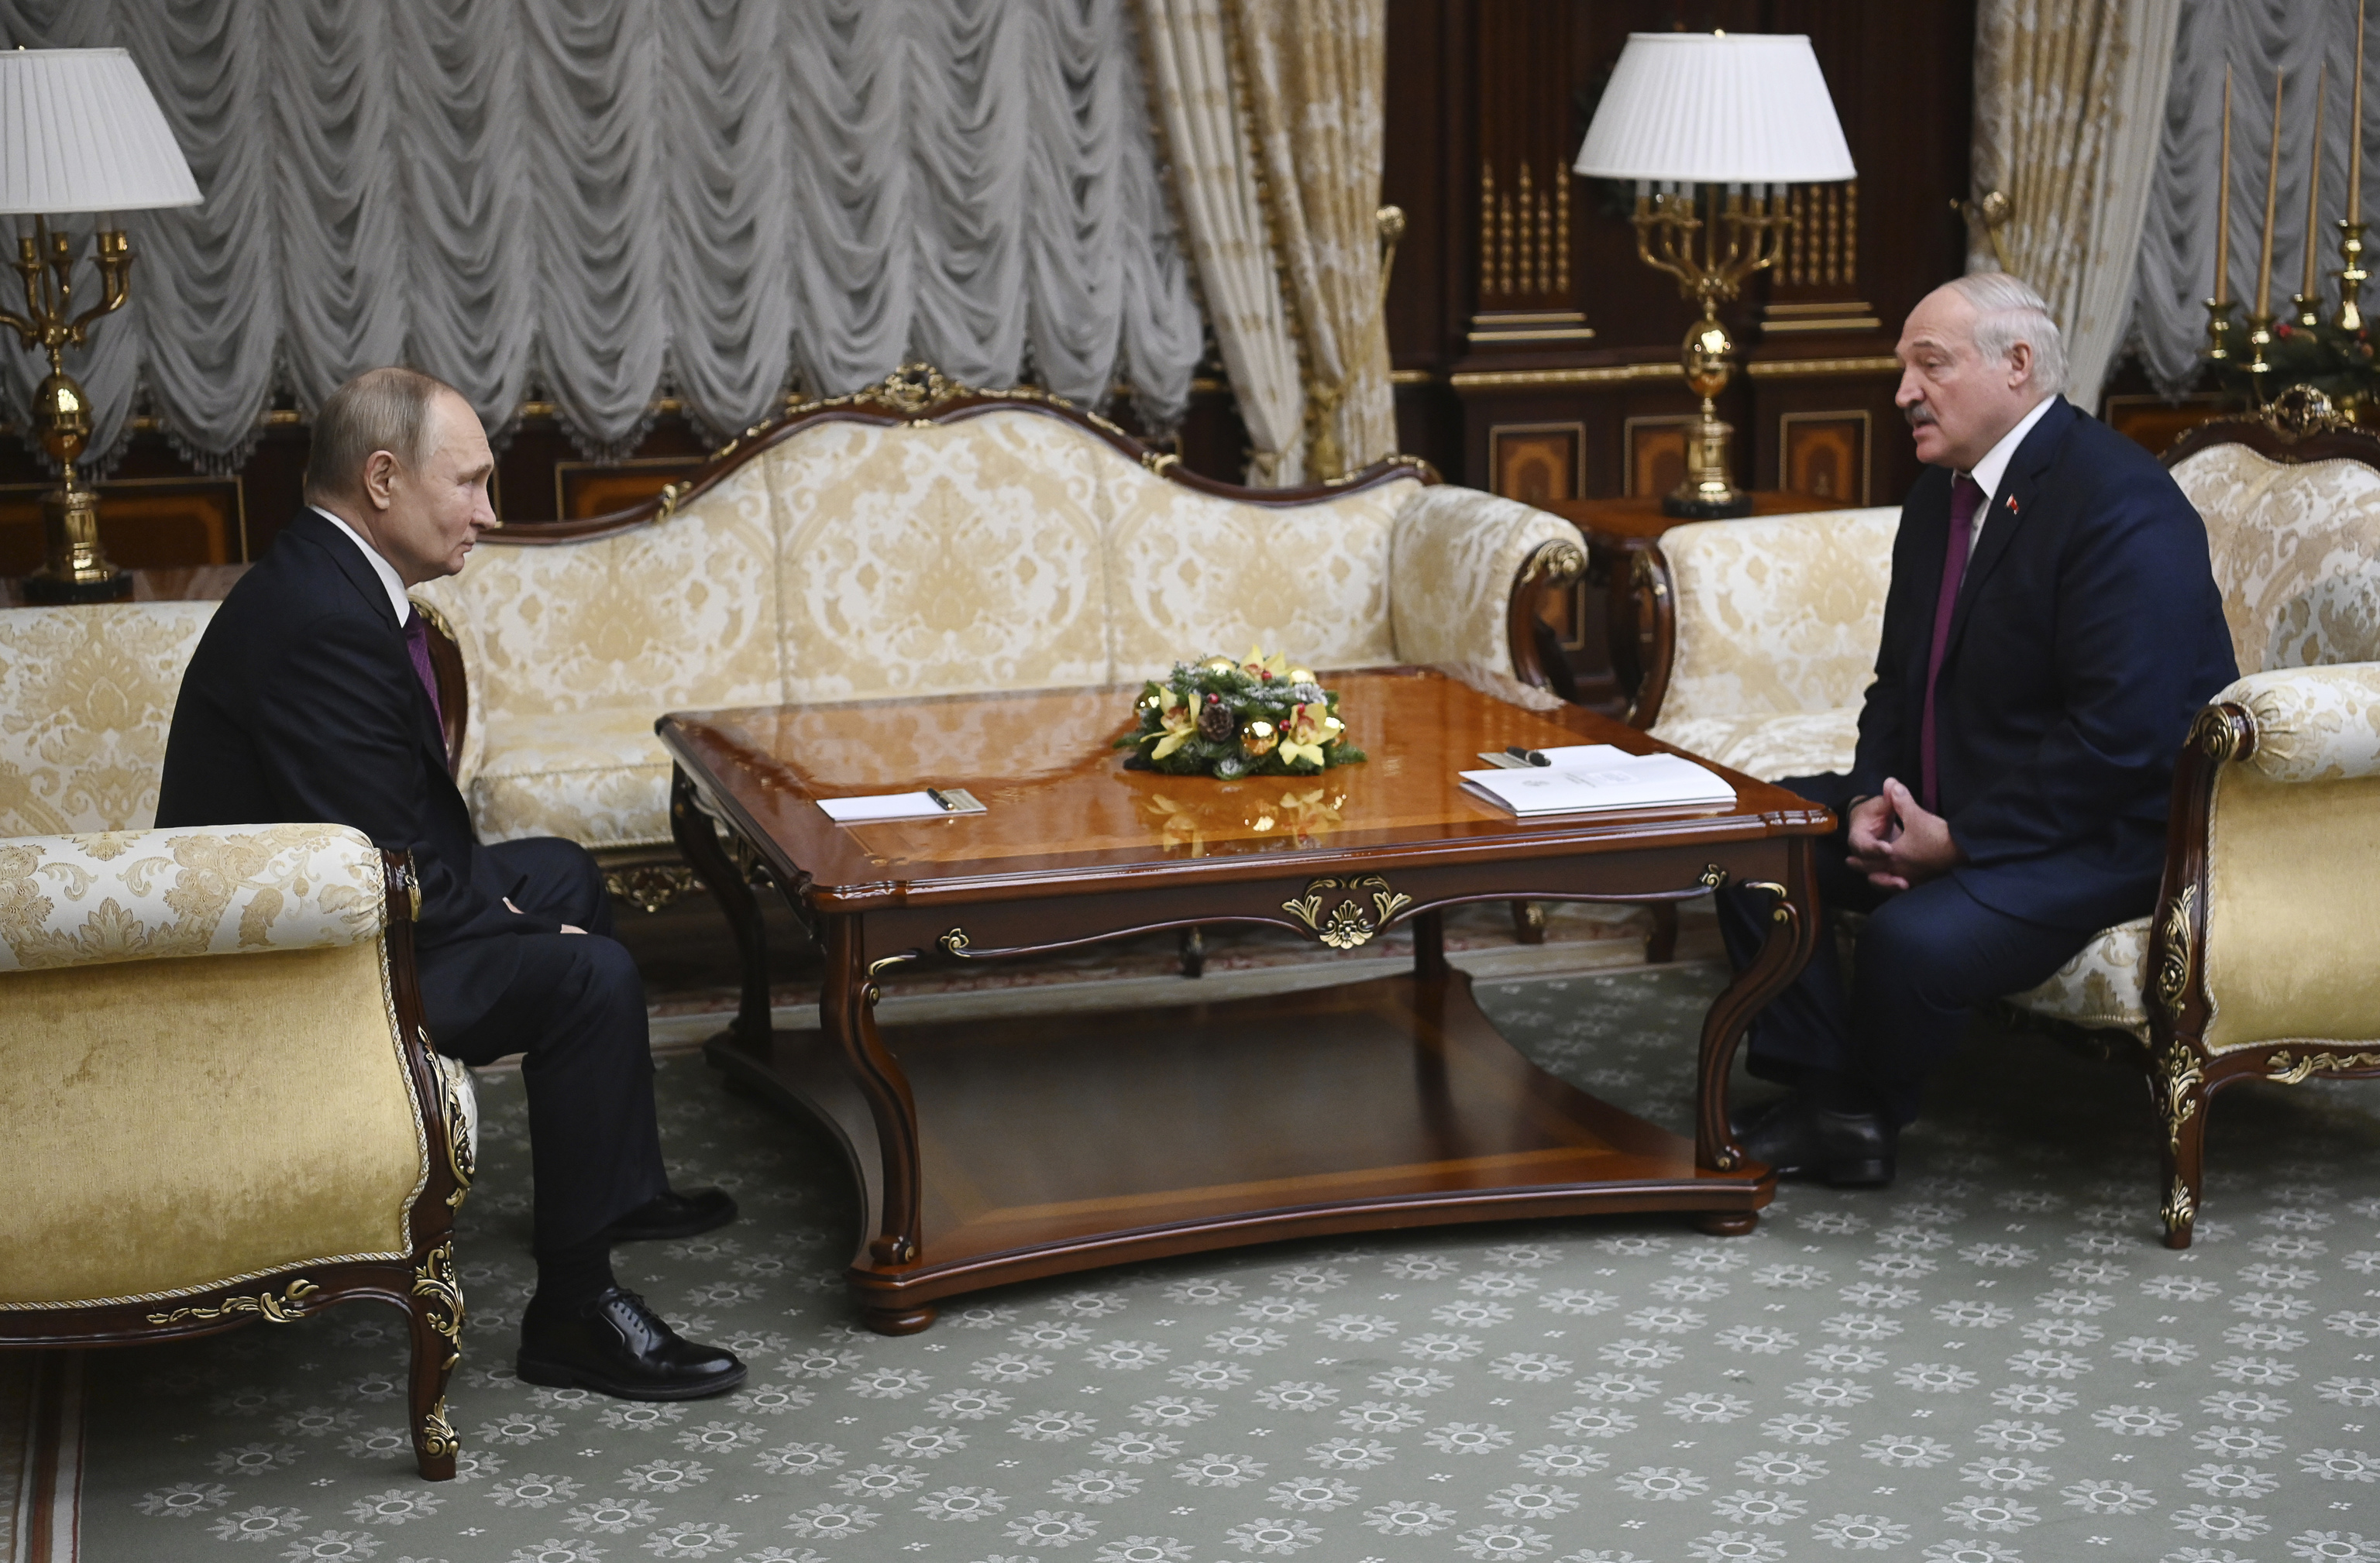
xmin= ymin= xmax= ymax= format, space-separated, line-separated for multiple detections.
xmin=402 ymin=606 xmax=446 ymax=737
xmin=1919 ymin=473 xmax=1983 ymax=813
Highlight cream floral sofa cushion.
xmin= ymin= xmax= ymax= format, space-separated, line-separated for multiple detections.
xmin=427 ymin=408 xmax=1571 ymax=850
xmin=0 ymin=601 xmax=217 ymax=835
xmin=1648 ymin=507 xmax=1899 ymax=778
xmin=2170 ymin=444 xmax=2380 ymax=675
xmin=2006 ymin=916 xmax=2152 ymax=1039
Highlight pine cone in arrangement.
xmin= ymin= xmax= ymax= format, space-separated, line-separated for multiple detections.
xmin=1197 ymin=694 xmax=1238 ymax=743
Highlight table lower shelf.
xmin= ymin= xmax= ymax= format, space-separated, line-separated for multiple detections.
xmin=704 ymin=970 xmax=1770 ymax=1331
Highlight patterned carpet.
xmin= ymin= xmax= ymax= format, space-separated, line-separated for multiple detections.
xmin=50 ymin=962 xmax=2380 ymax=1563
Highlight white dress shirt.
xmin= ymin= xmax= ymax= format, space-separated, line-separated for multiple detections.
xmin=310 ymin=504 xmax=412 ymax=626
xmin=1957 ymin=393 xmax=2058 ymax=558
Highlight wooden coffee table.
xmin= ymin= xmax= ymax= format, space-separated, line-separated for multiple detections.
xmin=658 ymin=668 xmax=1829 ymax=1334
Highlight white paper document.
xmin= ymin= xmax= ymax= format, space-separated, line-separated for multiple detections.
xmin=817 ymin=788 xmax=985 ymax=823
xmin=1458 ymin=751 xmax=1735 ymax=816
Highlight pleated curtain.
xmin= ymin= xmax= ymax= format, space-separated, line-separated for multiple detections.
xmin=1969 ymin=0 xmax=2182 ymax=408
xmin=0 ymin=0 xmax=1204 ymax=472
xmin=2131 ymin=1 xmax=2380 ymax=397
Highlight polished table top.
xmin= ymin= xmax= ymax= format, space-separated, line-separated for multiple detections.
xmin=659 ymin=668 xmax=1831 ymax=909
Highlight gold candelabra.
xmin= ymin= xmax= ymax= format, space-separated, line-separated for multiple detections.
xmin=1 ymin=217 xmax=137 ymax=602
xmin=1628 ymin=183 xmax=1793 ymax=518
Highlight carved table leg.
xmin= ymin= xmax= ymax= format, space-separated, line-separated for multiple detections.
xmin=405 ymin=1242 xmax=464 ymax=1480
xmin=672 ymin=769 xmax=771 ymax=1046
xmin=1691 ymin=842 xmax=1818 ymax=1218
xmin=1412 ymin=909 xmax=1448 ymax=983
xmin=821 ymin=916 xmax=929 ymax=1330
xmin=1645 ymin=903 xmax=1680 ymax=964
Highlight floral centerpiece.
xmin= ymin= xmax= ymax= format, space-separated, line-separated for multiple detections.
xmin=1117 ymin=647 xmax=1366 ymax=779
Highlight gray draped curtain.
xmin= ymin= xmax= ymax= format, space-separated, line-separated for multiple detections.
xmin=2131 ymin=1 xmax=2380 ymax=395
xmin=0 ymin=0 xmax=1205 ymax=472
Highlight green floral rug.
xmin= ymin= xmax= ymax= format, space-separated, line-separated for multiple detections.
xmin=61 ymin=964 xmax=2380 ymax=1563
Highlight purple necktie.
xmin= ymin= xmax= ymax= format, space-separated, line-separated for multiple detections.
xmin=1919 ymin=474 xmax=1983 ymax=813
xmin=402 ymin=607 xmax=446 ymax=737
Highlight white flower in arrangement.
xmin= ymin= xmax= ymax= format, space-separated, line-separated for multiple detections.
xmin=913 ymin=1485 xmax=1007 ymax=1521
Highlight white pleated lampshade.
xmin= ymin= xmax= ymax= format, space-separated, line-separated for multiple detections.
xmin=1574 ymin=33 xmax=1855 ymax=185
xmin=0 ymin=47 xmax=201 ymax=215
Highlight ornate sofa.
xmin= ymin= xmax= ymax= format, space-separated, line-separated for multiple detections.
xmin=0 ymin=823 xmax=474 ymax=1479
xmin=410 ymin=366 xmax=1585 ymax=899
xmin=1616 ymin=393 xmax=2380 ymax=1245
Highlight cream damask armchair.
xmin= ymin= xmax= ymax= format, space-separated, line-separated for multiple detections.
xmin=1621 ymin=396 xmax=2380 ymax=1245
xmin=0 ymin=823 xmax=476 ymax=1479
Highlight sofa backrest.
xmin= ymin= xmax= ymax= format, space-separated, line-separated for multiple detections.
xmin=425 ymin=404 xmax=1426 ymax=722
xmin=0 ymin=601 xmax=218 ymax=836
xmin=2168 ymin=441 xmax=2380 ymax=676
xmin=1656 ymin=506 xmax=1900 ymax=727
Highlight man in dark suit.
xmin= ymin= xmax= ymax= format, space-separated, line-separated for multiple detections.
xmin=159 ymin=367 xmax=745 ymax=1399
xmin=1721 ymin=273 xmax=2238 ymax=1184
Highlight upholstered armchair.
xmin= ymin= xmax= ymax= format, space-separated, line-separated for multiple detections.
xmin=0 ymin=823 xmax=476 ymax=1479
xmin=1618 ymin=395 xmax=2380 ymax=1245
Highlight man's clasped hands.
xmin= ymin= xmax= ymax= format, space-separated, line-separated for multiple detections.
xmin=1845 ymin=778 xmax=1965 ymax=892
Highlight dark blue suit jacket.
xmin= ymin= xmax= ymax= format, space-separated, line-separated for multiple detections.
xmin=1846 ymin=397 xmax=2238 ymax=932
xmin=157 ymin=510 xmax=559 ymax=1036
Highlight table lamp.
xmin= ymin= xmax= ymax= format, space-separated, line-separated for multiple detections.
xmin=0 ymin=46 xmax=201 ymax=602
xmin=1574 ymin=32 xmax=1856 ymax=518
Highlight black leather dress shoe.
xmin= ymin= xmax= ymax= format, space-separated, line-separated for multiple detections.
xmin=1728 ymin=1092 xmax=1797 ymax=1142
xmin=518 ymin=1289 xmax=746 ymax=1400
xmin=1739 ymin=1096 xmax=1896 ymax=1187
xmin=602 ymin=1187 xmax=738 ymax=1244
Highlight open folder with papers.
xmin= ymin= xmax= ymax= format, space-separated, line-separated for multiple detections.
xmin=1459 ymin=749 xmax=1735 ymax=816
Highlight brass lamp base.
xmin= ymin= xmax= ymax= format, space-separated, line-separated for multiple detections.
xmin=1660 ymin=306 xmax=1752 ymax=520
xmin=22 ymin=485 xmax=131 ymax=603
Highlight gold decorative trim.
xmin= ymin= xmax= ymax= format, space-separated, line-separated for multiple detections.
xmin=1743 ymin=356 xmax=1902 ymax=380
xmin=2193 ymin=703 xmax=2253 ymax=762
xmin=1450 ymin=362 xmax=1680 ymax=391
xmin=2262 ymin=383 xmax=2355 ymax=440
xmin=1697 ymin=864 xmax=1728 ymax=889
xmin=418 ymin=1399 xmax=459 ymax=1462
xmin=863 ymin=950 xmax=920 ymax=1005
xmin=2152 ymin=885 xmax=2197 ymax=1025
xmin=604 ymin=863 xmax=700 ymax=915
xmin=2268 ymin=1049 xmax=2380 ymax=1084
xmin=2162 ymin=1175 xmax=2196 ymax=1235
xmin=1742 ymin=881 xmax=1790 ymax=922
xmin=937 ymin=929 xmax=972 ymax=957
xmin=412 ymin=1241 xmax=464 ymax=1371
xmin=1141 ymin=450 xmax=1182 ymax=477
xmin=438 ymin=1039 xmax=475 ymax=1211
xmin=146 ymin=1277 xmax=320 ymax=1327
xmin=1518 ymin=538 xmax=1587 ymax=587
xmin=1283 ymin=874 xmax=1413 ymax=950
xmin=2154 ymin=1040 xmax=2205 ymax=1154
xmin=707 ymin=363 xmax=1131 ymax=469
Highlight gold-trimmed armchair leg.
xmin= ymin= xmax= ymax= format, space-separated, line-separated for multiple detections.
xmin=405 ymin=1241 xmax=465 ymax=1479
xmin=2152 ymin=1039 xmax=2209 ymax=1250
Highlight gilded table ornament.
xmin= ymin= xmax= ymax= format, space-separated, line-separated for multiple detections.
xmin=2162 ymin=1175 xmax=2196 ymax=1235
xmin=418 ymin=1399 xmax=459 ymax=1461
xmin=412 ymin=1242 xmax=466 ymax=1370
xmin=1742 ymin=881 xmax=1790 ymax=923
xmin=2268 ymin=1049 xmax=2380 ymax=1085
xmin=2153 ymin=886 xmax=2198 ymax=1025
xmin=1283 ymin=874 xmax=1412 ymax=950
xmin=2153 ymin=1040 xmax=2206 ymax=1155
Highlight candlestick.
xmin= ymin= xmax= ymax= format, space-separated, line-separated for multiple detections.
xmin=2258 ymin=69 xmax=2286 ymax=317
xmin=2355 ymin=0 xmax=2368 ymax=226
xmin=2340 ymin=219 xmax=2369 ymax=331
xmin=2299 ymin=65 xmax=2330 ymax=325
